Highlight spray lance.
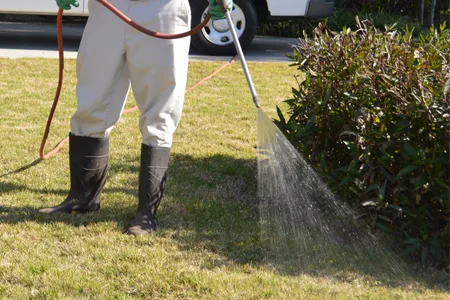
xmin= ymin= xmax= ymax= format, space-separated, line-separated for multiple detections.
xmin=219 ymin=0 xmax=261 ymax=109
xmin=40 ymin=0 xmax=258 ymax=160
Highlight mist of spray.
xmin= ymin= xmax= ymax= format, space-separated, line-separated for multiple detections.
xmin=257 ymin=109 xmax=405 ymax=281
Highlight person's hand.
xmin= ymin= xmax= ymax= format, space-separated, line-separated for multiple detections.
xmin=208 ymin=0 xmax=233 ymax=21
xmin=56 ymin=0 xmax=79 ymax=10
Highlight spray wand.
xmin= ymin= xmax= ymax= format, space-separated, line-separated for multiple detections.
xmin=220 ymin=1 xmax=261 ymax=108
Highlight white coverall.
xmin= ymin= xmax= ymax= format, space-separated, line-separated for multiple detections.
xmin=71 ymin=0 xmax=191 ymax=147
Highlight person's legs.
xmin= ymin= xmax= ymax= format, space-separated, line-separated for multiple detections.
xmin=123 ymin=0 xmax=191 ymax=234
xmin=39 ymin=0 xmax=131 ymax=214
xmin=71 ymin=0 xmax=131 ymax=138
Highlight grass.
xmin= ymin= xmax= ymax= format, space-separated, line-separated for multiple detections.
xmin=0 ymin=58 xmax=448 ymax=299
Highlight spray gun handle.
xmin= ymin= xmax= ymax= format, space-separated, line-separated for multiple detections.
xmin=216 ymin=0 xmax=230 ymax=12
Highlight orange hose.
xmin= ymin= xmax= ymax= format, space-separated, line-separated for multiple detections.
xmin=97 ymin=0 xmax=211 ymax=39
xmin=39 ymin=9 xmax=65 ymax=160
xmin=40 ymin=5 xmax=234 ymax=160
xmin=185 ymin=56 xmax=237 ymax=94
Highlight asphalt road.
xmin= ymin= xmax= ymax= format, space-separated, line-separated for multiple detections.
xmin=0 ymin=21 xmax=299 ymax=61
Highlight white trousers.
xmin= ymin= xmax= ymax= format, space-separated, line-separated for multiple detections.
xmin=71 ymin=0 xmax=191 ymax=147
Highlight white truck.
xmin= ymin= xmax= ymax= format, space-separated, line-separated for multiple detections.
xmin=0 ymin=0 xmax=334 ymax=54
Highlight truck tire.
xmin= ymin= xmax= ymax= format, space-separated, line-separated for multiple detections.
xmin=190 ymin=0 xmax=258 ymax=55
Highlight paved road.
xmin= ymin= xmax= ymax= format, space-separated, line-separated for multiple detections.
xmin=0 ymin=22 xmax=299 ymax=61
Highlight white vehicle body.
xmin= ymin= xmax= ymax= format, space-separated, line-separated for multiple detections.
xmin=0 ymin=0 xmax=87 ymax=15
xmin=0 ymin=0 xmax=335 ymax=54
xmin=0 ymin=0 xmax=331 ymax=18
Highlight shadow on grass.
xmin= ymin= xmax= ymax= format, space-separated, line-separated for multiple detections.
xmin=0 ymin=153 xmax=447 ymax=292
xmin=0 ymin=158 xmax=42 ymax=178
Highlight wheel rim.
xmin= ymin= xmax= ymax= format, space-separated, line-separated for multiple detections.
xmin=200 ymin=5 xmax=246 ymax=46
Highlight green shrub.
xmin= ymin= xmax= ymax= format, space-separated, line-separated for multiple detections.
xmin=276 ymin=20 xmax=450 ymax=268
xmin=257 ymin=8 xmax=423 ymax=38
xmin=258 ymin=0 xmax=450 ymax=38
xmin=336 ymin=0 xmax=448 ymax=25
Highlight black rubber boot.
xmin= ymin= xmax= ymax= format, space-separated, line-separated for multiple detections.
xmin=124 ymin=145 xmax=170 ymax=235
xmin=39 ymin=134 xmax=109 ymax=214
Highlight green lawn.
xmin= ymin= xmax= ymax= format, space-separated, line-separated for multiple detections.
xmin=0 ymin=58 xmax=448 ymax=299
